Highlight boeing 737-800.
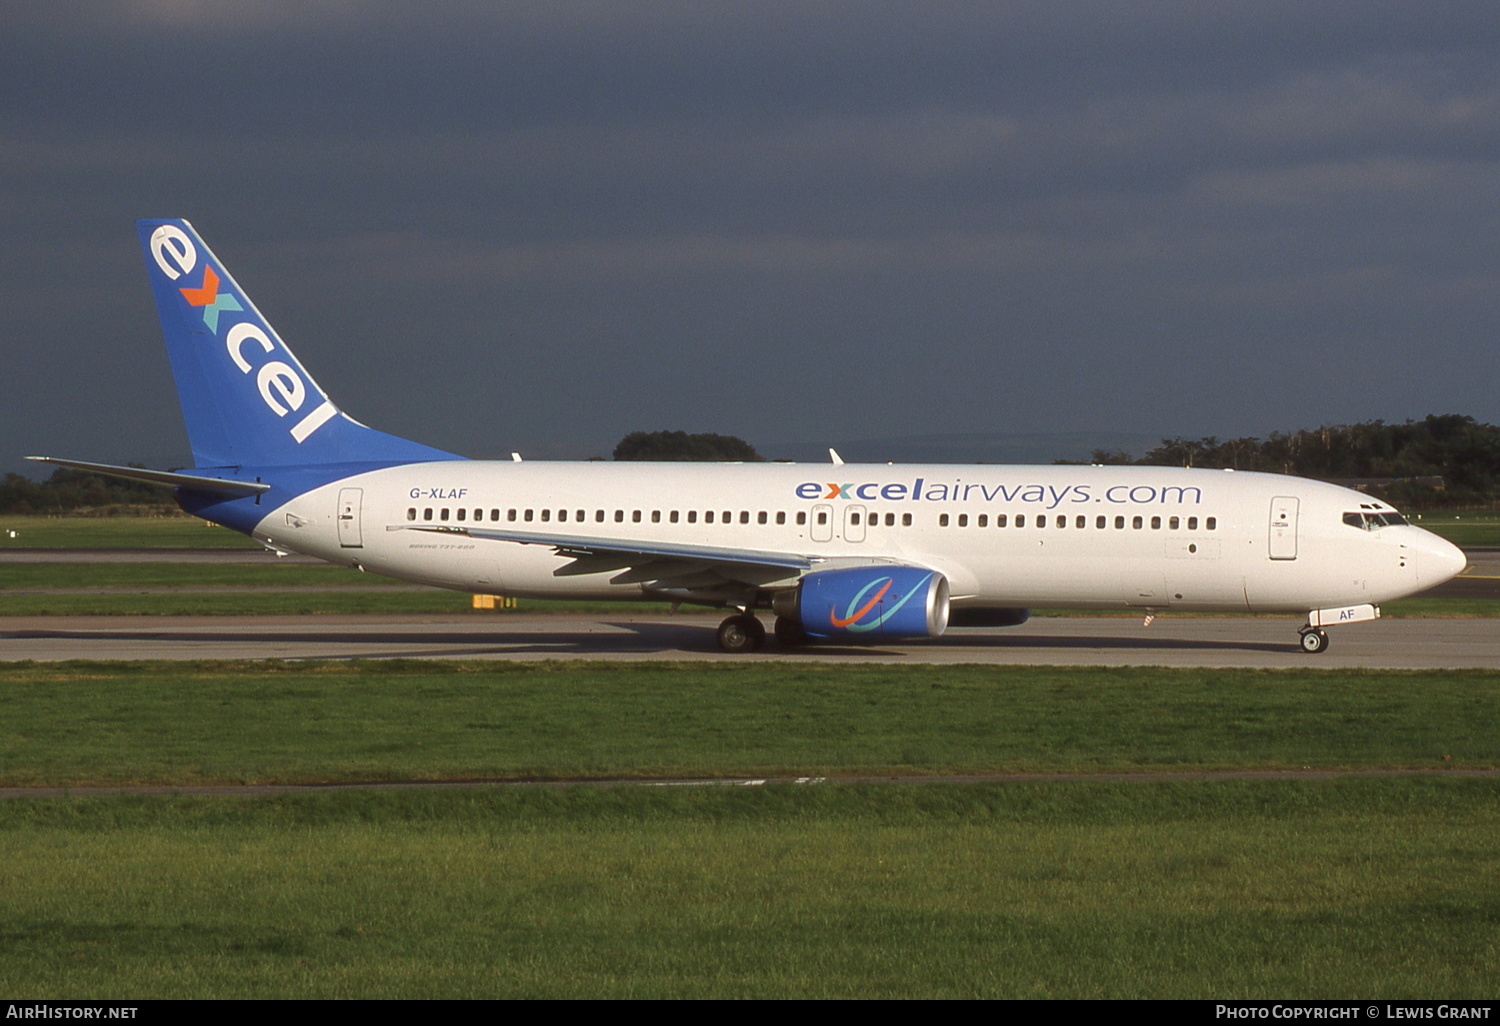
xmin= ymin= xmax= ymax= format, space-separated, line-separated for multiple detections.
xmin=29 ymin=220 xmax=1468 ymax=653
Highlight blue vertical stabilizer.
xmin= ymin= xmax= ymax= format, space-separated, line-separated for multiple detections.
xmin=139 ymin=218 xmax=461 ymax=469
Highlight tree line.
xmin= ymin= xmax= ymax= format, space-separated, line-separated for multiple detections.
xmin=1 ymin=465 xmax=178 ymax=515
xmin=1061 ymin=414 xmax=1500 ymax=506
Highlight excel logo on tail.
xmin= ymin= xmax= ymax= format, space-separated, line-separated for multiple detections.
xmin=149 ymin=224 xmax=336 ymax=445
xmin=178 ymin=265 xmax=242 ymax=332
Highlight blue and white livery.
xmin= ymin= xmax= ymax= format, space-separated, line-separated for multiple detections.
xmin=30 ymin=220 xmax=1468 ymax=653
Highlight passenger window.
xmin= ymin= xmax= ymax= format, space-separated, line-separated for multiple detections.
xmin=706 ymin=511 xmax=715 ymax=524
xmin=688 ymin=511 xmax=698 ymax=524
xmin=424 ymin=508 xmax=433 ymax=520
xmin=777 ymin=512 xmax=787 ymax=525
xmin=957 ymin=514 xmax=968 ymax=527
xmin=540 ymin=509 xmax=549 ymax=522
xmin=977 ymin=514 xmax=988 ymax=527
xmin=1206 ymin=517 xmax=1217 ymax=530
xmin=1096 ymin=516 xmax=1105 ymax=529
xmin=1132 ymin=516 xmax=1143 ymax=529
xmin=797 ymin=512 xmax=807 ymax=526
xmin=940 ymin=513 xmax=950 ymax=527
xmin=1056 ymin=516 xmax=1066 ymax=528
xmin=523 ymin=509 xmax=533 ymax=522
xmin=490 ymin=509 xmax=499 ymax=521
xmin=407 ymin=508 xmax=416 ymax=521
xmin=576 ymin=510 xmax=585 ymax=522
xmin=1151 ymin=516 xmax=1161 ymax=530
xmin=632 ymin=510 xmax=642 ymax=523
xmin=440 ymin=508 xmax=450 ymax=521
xmin=1169 ymin=517 xmax=1179 ymax=530
xmin=996 ymin=514 xmax=1007 ymax=527
xmin=457 ymin=508 xmax=466 ymax=521
xmin=556 ymin=510 xmax=565 ymax=522
xmin=758 ymin=511 xmax=767 ymax=525
xmin=614 ymin=510 xmax=624 ymax=523
xmin=1037 ymin=515 xmax=1046 ymax=529
xmin=1076 ymin=516 xmax=1086 ymax=529
xmin=851 ymin=513 xmax=862 ymax=526
xmin=1115 ymin=516 xmax=1125 ymax=529
xmin=596 ymin=510 xmax=605 ymax=522
xmin=1016 ymin=514 xmax=1026 ymax=527
xmin=652 ymin=510 xmax=661 ymax=523
xmin=1188 ymin=517 xmax=1198 ymax=530
xmin=885 ymin=513 xmax=895 ymax=527
xmin=817 ymin=511 xmax=828 ymax=525
xmin=740 ymin=511 xmax=750 ymax=524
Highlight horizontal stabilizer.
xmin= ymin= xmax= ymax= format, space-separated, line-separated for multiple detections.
xmin=24 ymin=457 xmax=271 ymax=495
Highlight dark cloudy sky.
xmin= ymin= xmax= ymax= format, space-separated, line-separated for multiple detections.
xmin=5 ymin=1 xmax=1498 ymax=472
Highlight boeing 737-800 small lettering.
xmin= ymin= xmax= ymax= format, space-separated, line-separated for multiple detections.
xmin=29 ymin=220 xmax=1468 ymax=653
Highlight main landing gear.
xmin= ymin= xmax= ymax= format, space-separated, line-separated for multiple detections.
xmin=1298 ymin=627 xmax=1330 ymax=654
xmin=716 ymin=613 xmax=766 ymax=653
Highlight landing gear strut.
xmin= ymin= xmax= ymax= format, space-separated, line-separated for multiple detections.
xmin=717 ymin=614 xmax=766 ymax=653
xmin=1299 ymin=628 xmax=1330 ymax=654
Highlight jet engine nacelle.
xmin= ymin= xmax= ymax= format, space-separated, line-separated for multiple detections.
xmin=777 ymin=566 xmax=950 ymax=640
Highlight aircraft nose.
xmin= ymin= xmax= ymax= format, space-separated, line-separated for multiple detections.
xmin=1418 ymin=531 xmax=1468 ymax=586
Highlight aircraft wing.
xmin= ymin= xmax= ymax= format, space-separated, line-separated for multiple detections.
xmin=393 ymin=524 xmax=816 ymax=588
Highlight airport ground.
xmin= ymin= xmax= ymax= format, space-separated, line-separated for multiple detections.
xmin=2 ymin=610 xmax=1499 ymax=667
xmin=1 ymin=545 xmax=1496 ymax=666
xmin=2 ymin=522 xmax=1498 ymax=998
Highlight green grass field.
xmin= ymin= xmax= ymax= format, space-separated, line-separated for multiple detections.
xmin=3 ymin=660 xmax=1495 ymax=786
xmin=3 ymin=779 xmax=1497 ymax=998
xmin=1410 ymin=511 xmax=1500 ymax=548
xmin=2 ymin=659 xmax=1498 ymax=997
xmin=0 ymin=514 xmax=260 ymax=549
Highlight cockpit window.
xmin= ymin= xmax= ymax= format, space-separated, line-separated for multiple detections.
xmin=1343 ymin=511 xmax=1408 ymax=530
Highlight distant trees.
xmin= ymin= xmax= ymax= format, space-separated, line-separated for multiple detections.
xmin=613 ymin=431 xmax=763 ymax=462
xmin=0 ymin=466 xmax=177 ymax=515
xmin=1061 ymin=415 xmax=1500 ymax=506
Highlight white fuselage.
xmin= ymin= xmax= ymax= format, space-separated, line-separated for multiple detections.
xmin=246 ymin=461 xmax=1466 ymax=615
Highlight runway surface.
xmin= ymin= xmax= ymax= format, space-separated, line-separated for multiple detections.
xmin=2 ymin=612 xmax=1497 ymax=668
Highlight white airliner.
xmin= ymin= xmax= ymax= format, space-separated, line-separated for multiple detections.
xmin=30 ymin=219 xmax=1468 ymax=653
